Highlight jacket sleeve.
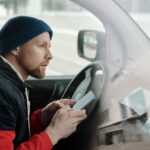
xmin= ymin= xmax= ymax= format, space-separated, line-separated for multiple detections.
xmin=30 ymin=109 xmax=47 ymax=135
xmin=0 ymin=90 xmax=53 ymax=150
xmin=0 ymin=130 xmax=53 ymax=150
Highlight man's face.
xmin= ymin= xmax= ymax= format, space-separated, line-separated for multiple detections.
xmin=17 ymin=32 xmax=52 ymax=79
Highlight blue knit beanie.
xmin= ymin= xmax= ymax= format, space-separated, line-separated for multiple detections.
xmin=0 ymin=16 xmax=53 ymax=56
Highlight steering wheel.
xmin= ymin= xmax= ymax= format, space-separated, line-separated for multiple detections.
xmin=61 ymin=61 xmax=105 ymax=115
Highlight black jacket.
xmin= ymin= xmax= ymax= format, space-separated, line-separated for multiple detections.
xmin=0 ymin=57 xmax=29 ymax=147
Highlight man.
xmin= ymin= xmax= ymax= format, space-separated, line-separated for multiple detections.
xmin=0 ymin=16 xmax=87 ymax=150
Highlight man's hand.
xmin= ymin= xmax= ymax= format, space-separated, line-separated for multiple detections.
xmin=39 ymin=99 xmax=76 ymax=126
xmin=45 ymin=106 xmax=87 ymax=145
xmin=59 ymin=99 xmax=76 ymax=107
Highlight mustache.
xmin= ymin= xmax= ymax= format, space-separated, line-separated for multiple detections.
xmin=40 ymin=60 xmax=50 ymax=66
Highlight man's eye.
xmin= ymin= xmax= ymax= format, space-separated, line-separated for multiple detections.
xmin=39 ymin=44 xmax=45 ymax=48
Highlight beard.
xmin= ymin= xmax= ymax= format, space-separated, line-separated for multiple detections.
xmin=16 ymin=51 xmax=49 ymax=79
xmin=27 ymin=65 xmax=46 ymax=79
xmin=18 ymin=58 xmax=47 ymax=79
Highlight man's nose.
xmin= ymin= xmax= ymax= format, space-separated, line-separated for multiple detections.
xmin=46 ymin=48 xmax=53 ymax=60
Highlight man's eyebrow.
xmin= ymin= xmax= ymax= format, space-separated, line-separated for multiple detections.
xmin=41 ymin=41 xmax=51 ymax=48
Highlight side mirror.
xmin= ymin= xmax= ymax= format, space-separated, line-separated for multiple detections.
xmin=78 ymin=30 xmax=105 ymax=61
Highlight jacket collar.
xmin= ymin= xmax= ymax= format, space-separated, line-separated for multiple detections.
xmin=0 ymin=56 xmax=29 ymax=90
xmin=0 ymin=56 xmax=24 ymax=81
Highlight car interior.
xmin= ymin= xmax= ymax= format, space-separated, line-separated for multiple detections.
xmin=0 ymin=0 xmax=150 ymax=150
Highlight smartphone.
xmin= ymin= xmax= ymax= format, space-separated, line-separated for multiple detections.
xmin=72 ymin=91 xmax=96 ymax=111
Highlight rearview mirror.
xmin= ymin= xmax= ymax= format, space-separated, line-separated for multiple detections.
xmin=78 ymin=30 xmax=105 ymax=61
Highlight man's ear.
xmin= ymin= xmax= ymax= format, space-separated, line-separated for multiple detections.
xmin=10 ymin=47 xmax=20 ymax=56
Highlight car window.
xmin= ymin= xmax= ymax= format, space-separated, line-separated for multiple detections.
xmin=114 ymin=0 xmax=150 ymax=38
xmin=0 ymin=0 xmax=105 ymax=76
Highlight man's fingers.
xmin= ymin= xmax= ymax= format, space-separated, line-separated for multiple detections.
xmin=71 ymin=109 xmax=87 ymax=117
xmin=54 ymin=101 xmax=65 ymax=108
xmin=56 ymin=105 xmax=72 ymax=114
xmin=60 ymin=99 xmax=76 ymax=107
xmin=64 ymin=109 xmax=87 ymax=124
